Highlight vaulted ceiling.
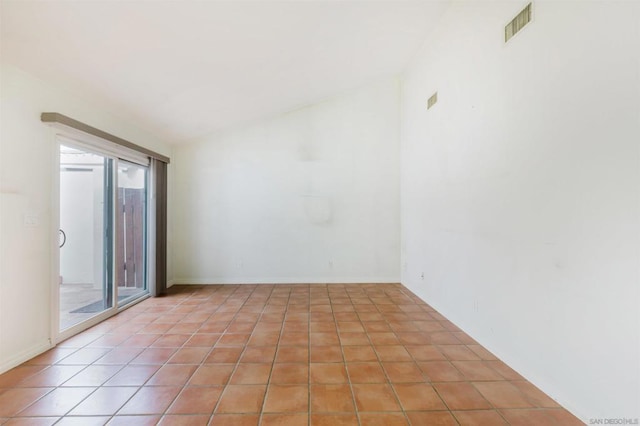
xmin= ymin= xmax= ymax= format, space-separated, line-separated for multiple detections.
xmin=1 ymin=1 xmax=449 ymax=144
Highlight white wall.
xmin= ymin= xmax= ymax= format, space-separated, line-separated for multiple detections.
xmin=171 ymin=79 xmax=400 ymax=285
xmin=0 ymin=65 xmax=171 ymax=372
xmin=401 ymin=1 xmax=639 ymax=422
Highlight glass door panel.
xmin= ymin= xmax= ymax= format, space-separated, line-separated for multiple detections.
xmin=59 ymin=145 xmax=114 ymax=330
xmin=116 ymin=161 xmax=148 ymax=306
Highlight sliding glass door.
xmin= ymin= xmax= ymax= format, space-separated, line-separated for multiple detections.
xmin=59 ymin=145 xmax=114 ymax=330
xmin=59 ymin=144 xmax=149 ymax=332
xmin=116 ymin=161 xmax=148 ymax=306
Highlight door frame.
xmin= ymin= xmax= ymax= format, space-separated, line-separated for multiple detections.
xmin=52 ymin=135 xmax=151 ymax=344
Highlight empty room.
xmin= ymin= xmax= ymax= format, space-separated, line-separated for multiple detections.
xmin=0 ymin=0 xmax=638 ymax=425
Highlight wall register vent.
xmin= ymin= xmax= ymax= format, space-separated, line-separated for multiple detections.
xmin=505 ymin=3 xmax=532 ymax=42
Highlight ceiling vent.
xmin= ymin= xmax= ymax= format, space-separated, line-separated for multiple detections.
xmin=427 ymin=92 xmax=438 ymax=110
xmin=505 ymin=3 xmax=532 ymax=42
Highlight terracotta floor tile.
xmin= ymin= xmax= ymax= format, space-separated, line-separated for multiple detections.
xmin=368 ymin=332 xmax=401 ymax=346
xmin=167 ymin=386 xmax=222 ymax=414
xmin=310 ymin=346 xmax=343 ymax=363
xmin=104 ymin=365 xmax=160 ymax=386
xmin=157 ymin=414 xmax=211 ymax=425
xmin=311 ymin=413 xmax=358 ymax=425
xmin=417 ymin=361 xmax=465 ymax=382
xmin=108 ymin=415 xmax=162 ymax=425
xmin=18 ymin=387 xmax=95 ymax=416
xmin=339 ymin=332 xmax=370 ymax=346
xmin=209 ymin=414 xmax=259 ymax=425
xmin=499 ymin=408 xmax=557 ymax=425
xmin=382 ymin=362 xmax=424 ymax=383
xmin=414 ymin=321 xmax=445 ymax=333
xmin=118 ymin=334 xmax=159 ymax=348
xmin=56 ymin=415 xmax=112 ymax=425
xmin=543 ymin=408 xmax=585 ymax=425
xmin=388 ymin=321 xmax=419 ymax=332
xmin=434 ymin=382 xmax=491 ymax=410
xmin=24 ymin=349 xmax=76 ymax=366
xmin=218 ymin=333 xmax=251 ymax=346
xmin=118 ymin=386 xmax=181 ymax=415
xmin=483 ymin=361 xmax=524 ymax=381
xmin=147 ymin=364 xmax=197 ymax=386
xmin=396 ymin=332 xmax=431 ymax=345
xmin=358 ymin=313 xmax=385 ymax=322
xmin=473 ymin=381 xmax=535 ymax=408
xmin=0 ymin=364 xmax=49 ymax=391
xmin=466 ymin=345 xmax=498 ymax=360
xmin=1 ymin=284 xmax=576 ymax=425
xmin=337 ymin=322 xmax=365 ymax=332
xmin=55 ymin=348 xmax=111 ymax=365
xmin=57 ymin=333 xmax=100 ymax=348
xmin=130 ymin=348 xmax=177 ymax=364
xmin=452 ymin=409 xmax=508 ymax=426
xmin=188 ymin=364 xmax=235 ymax=386
xmin=262 ymin=413 xmax=308 ymax=425
xmin=437 ymin=345 xmax=480 ymax=361
xmin=362 ymin=322 xmax=392 ymax=332
xmin=451 ymin=361 xmax=504 ymax=381
xmin=451 ymin=331 xmax=476 ymax=344
xmin=343 ymin=346 xmax=377 ymax=362
xmin=428 ymin=332 xmax=461 ymax=345
xmin=375 ymin=346 xmax=412 ymax=362
xmin=346 ymin=362 xmax=387 ymax=384
xmin=270 ymin=363 xmax=309 ymax=384
xmin=240 ymin=346 xmax=276 ymax=363
xmin=263 ymin=384 xmax=309 ymax=412
xmin=229 ymin=363 xmax=271 ymax=385
xmin=61 ymin=365 xmax=122 ymax=387
xmin=310 ymin=384 xmax=354 ymax=412
xmin=0 ymin=387 xmax=52 ymax=417
xmin=69 ymin=386 xmax=137 ymax=415
xmin=199 ymin=322 xmax=228 ymax=334
xmin=310 ymin=332 xmax=340 ymax=346
xmin=204 ymin=347 xmax=243 ymax=364
xmin=394 ymin=383 xmax=446 ymax=410
xmin=94 ymin=347 xmax=143 ymax=365
xmin=215 ymin=385 xmax=266 ymax=413
xmin=333 ymin=312 xmax=360 ymax=321
xmin=406 ymin=411 xmax=458 ymax=426
xmin=18 ymin=366 xmax=86 ymax=387
xmin=184 ymin=333 xmax=221 ymax=347
xmin=276 ymin=346 xmax=309 ymax=363
xmin=139 ymin=323 xmax=175 ymax=334
xmin=310 ymin=363 xmax=348 ymax=384
xmin=511 ymin=381 xmax=561 ymax=408
xmin=359 ymin=412 xmax=409 ymax=426
xmin=278 ymin=333 xmax=309 ymax=347
xmin=168 ymin=347 xmax=211 ymax=364
xmin=227 ymin=322 xmax=257 ymax=333
xmin=352 ymin=384 xmax=401 ymax=411
xmin=405 ymin=345 xmax=446 ymax=361
xmin=3 ymin=417 xmax=59 ymax=425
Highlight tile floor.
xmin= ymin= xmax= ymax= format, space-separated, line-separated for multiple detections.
xmin=0 ymin=284 xmax=584 ymax=425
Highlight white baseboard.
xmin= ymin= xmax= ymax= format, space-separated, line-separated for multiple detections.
xmin=0 ymin=340 xmax=53 ymax=375
xmin=170 ymin=277 xmax=400 ymax=285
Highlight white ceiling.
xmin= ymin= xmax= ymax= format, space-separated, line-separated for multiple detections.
xmin=1 ymin=1 xmax=449 ymax=144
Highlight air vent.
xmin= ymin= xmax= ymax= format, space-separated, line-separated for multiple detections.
xmin=427 ymin=92 xmax=438 ymax=110
xmin=505 ymin=3 xmax=532 ymax=42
